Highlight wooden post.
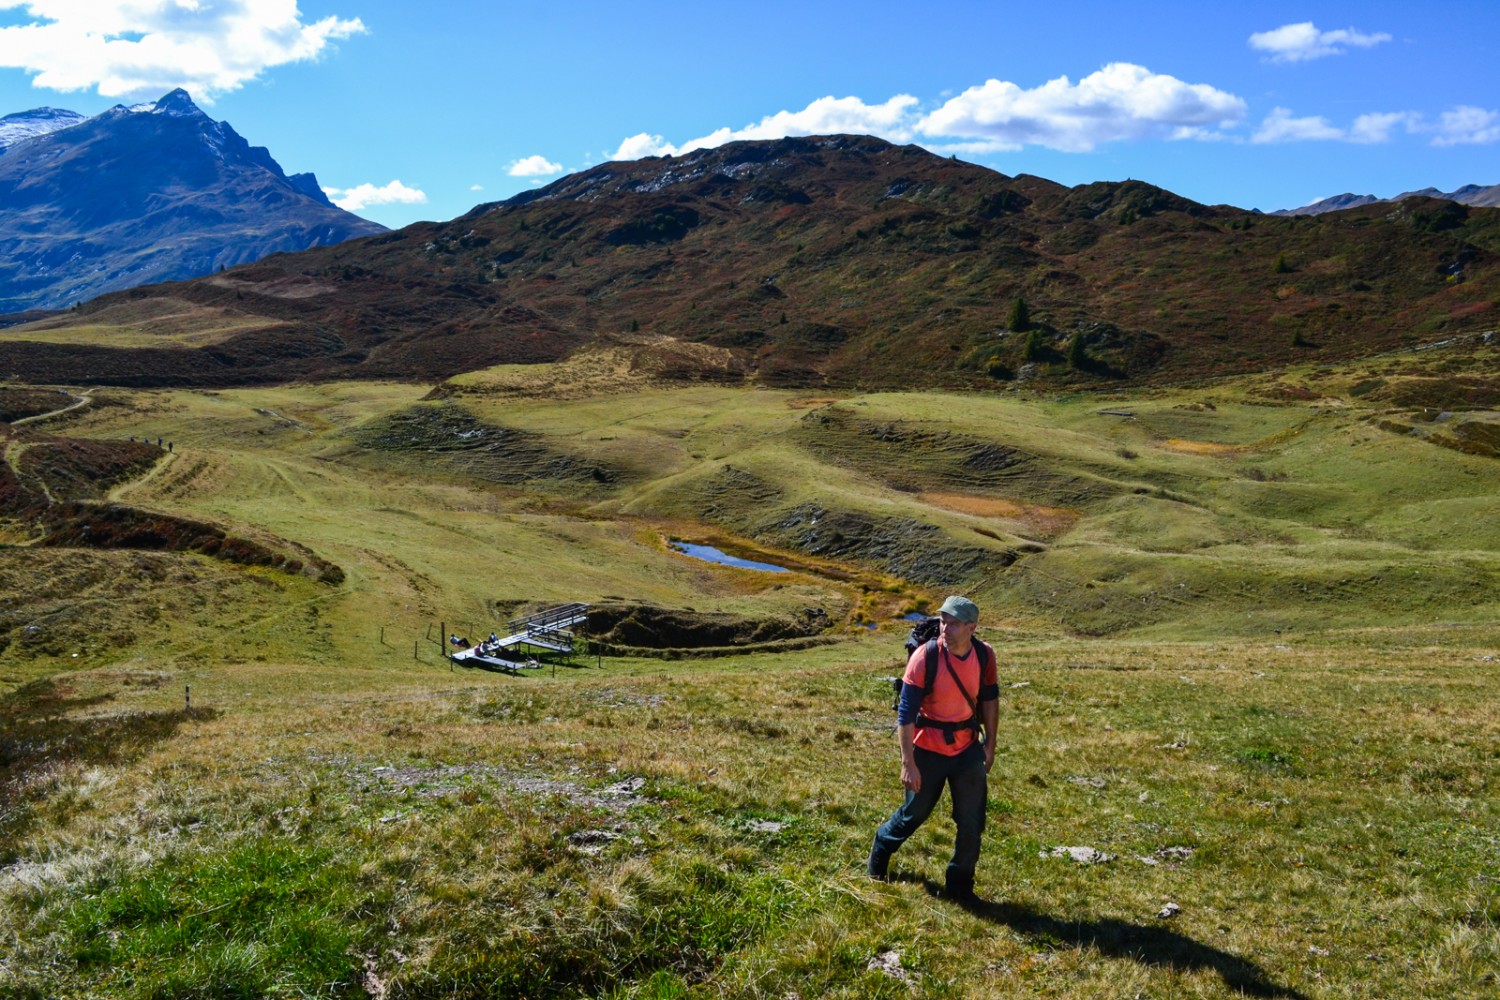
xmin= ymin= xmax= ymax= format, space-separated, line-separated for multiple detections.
xmin=380 ymin=625 xmax=386 ymax=646
xmin=414 ymin=640 xmax=419 ymax=662
xmin=184 ymin=685 xmax=191 ymax=712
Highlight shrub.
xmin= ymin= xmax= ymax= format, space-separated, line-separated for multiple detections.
xmin=1009 ymin=296 xmax=1031 ymax=332
xmin=984 ymin=356 xmax=1014 ymax=380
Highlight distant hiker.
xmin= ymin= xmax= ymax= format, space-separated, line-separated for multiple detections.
xmin=869 ymin=595 xmax=999 ymax=903
xmin=168 ymin=441 xmax=173 ymax=452
xmin=156 ymin=437 xmax=163 ymax=447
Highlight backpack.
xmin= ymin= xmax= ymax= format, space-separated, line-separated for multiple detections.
xmin=890 ymin=616 xmax=991 ymax=744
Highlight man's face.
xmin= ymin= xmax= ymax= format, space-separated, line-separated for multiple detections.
xmin=940 ymin=612 xmax=976 ymax=644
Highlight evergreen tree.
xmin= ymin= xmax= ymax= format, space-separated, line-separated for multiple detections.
xmin=1067 ymin=331 xmax=1088 ymax=369
xmin=1009 ymin=296 xmax=1031 ymax=332
xmin=1022 ymin=328 xmax=1044 ymax=362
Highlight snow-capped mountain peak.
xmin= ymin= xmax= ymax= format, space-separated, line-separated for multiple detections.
xmin=0 ymin=107 xmax=87 ymax=151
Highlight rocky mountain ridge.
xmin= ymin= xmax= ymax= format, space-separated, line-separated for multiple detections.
xmin=1275 ymin=183 xmax=1500 ymax=216
xmin=0 ymin=90 xmax=384 ymax=313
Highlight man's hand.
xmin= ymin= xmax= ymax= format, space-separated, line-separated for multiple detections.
xmin=898 ymin=723 xmax=919 ymax=791
xmin=901 ymin=756 xmax=921 ymax=792
xmin=983 ymin=740 xmax=996 ymax=774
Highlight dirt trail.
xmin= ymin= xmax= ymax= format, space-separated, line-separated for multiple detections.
xmin=10 ymin=387 xmax=95 ymax=427
xmin=4 ymin=440 xmax=53 ymax=506
xmin=107 ymin=450 xmax=178 ymax=503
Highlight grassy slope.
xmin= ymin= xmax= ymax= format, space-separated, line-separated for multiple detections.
xmin=2 ymin=345 xmax=1498 ymax=997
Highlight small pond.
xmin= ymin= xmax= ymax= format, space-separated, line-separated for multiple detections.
xmin=669 ymin=540 xmax=790 ymax=573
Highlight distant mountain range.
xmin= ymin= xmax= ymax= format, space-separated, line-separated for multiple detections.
xmin=1274 ymin=183 xmax=1500 ymax=216
xmin=0 ymin=89 xmax=384 ymax=314
xmin=2 ymin=134 xmax=1496 ymax=390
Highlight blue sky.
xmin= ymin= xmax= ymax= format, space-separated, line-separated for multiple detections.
xmin=0 ymin=1 xmax=1496 ymax=228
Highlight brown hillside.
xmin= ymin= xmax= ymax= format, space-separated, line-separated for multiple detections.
xmin=3 ymin=134 xmax=1497 ymax=389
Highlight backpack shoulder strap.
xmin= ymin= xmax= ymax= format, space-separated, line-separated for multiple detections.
xmin=923 ymin=638 xmax=940 ymax=697
xmin=975 ymin=639 xmax=993 ymax=675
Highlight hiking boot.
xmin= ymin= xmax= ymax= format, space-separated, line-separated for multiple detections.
xmin=944 ymin=872 xmax=978 ymax=905
xmin=867 ymin=842 xmax=891 ymax=881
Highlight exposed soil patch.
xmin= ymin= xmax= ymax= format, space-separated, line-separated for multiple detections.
xmin=1378 ymin=410 xmax=1500 ymax=458
xmin=354 ymin=402 xmax=621 ymax=490
xmin=582 ymin=601 xmax=835 ymax=657
xmin=794 ymin=405 xmax=1111 ymax=505
xmin=766 ymin=503 xmax=1012 ymax=587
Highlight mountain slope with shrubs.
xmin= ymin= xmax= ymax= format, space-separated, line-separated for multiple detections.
xmin=3 ymin=134 xmax=1496 ymax=389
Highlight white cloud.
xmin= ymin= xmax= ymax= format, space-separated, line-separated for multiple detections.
xmin=609 ymin=94 xmax=920 ymax=160
xmin=1432 ymin=105 xmax=1500 ymax=146
xmin=1250 ymin=107 xmax=1493 ymax=146
xmin=1249 ymin=22 xmax=1391 ymax=63
xmin=609 ymin=70 xmax=1245 ymax=162
xmin=610 ymin=132 xmax=678 ymax=159
xmin=917 ymin=63 xmax=1247 ymax=152
xmin=469 ymin=183 xmax=484 ymax=191
xmin=323 ymin=179 xmax=427 ymax=213
xmin=1252 ymin=107 xmax=1345 ymax=143
xmin=508 ymin=154 xmax=562 ymax=177
xmin=0 ymin=0 xmax=364 ymax=100
xmin=921 ymin=139 xmax=1022 ymax=156
xmin=1349 ymin=111 xmax=1420 ymax=144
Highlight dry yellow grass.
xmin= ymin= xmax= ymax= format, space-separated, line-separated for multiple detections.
xmin=1156 ymin=438 xmax=1247 ymax=456
xmin=918 ymin=491 xmax=1082 ymax=537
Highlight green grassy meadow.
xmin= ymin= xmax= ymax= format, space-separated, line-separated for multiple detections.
xmin=2 ymin=341 xmax=1498 ymax=997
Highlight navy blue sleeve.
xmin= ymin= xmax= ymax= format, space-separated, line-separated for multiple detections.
xmin=978 ymin=641 xmax=999 ymax=701
xmin=896 ymin=680 xmax=925 ymax=725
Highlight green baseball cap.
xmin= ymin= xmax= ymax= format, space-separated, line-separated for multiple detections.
xmin=937 ymin=595 xmax=979 ymax=624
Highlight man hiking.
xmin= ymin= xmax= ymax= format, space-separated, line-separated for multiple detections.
xmin=868 ymin=595 xmax=999 ymax=902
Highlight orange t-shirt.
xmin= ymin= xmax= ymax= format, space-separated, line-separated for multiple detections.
xmin=904 ymin=640 xmax=997 ymax=755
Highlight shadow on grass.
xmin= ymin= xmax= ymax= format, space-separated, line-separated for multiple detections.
xmin=0 ymin=677 xmax=217 ymax=859
xmin=904 ymin=875 xmax=1309 ymax=999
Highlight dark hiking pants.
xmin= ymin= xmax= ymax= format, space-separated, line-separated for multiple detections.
xmin=871 ymin=742 xmax=986 ymax=886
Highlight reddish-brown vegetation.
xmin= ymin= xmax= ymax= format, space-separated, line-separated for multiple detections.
xmin=3 ymin=135 xmax=1496 ymax=390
